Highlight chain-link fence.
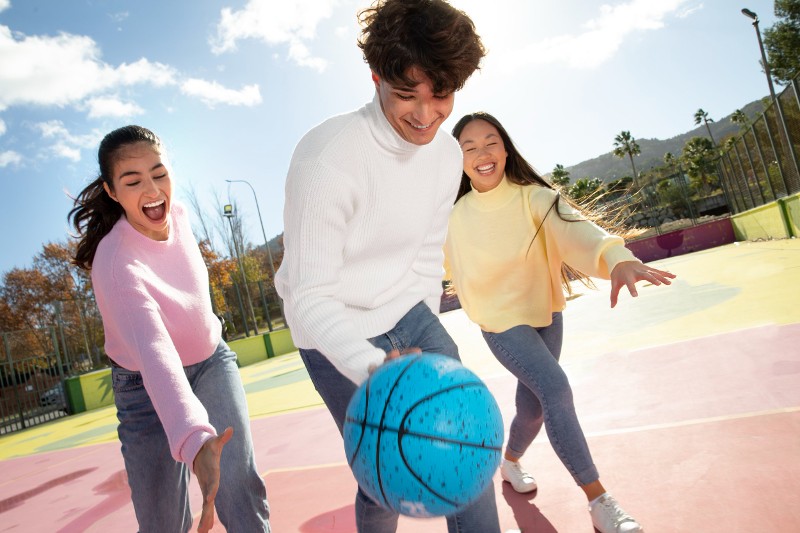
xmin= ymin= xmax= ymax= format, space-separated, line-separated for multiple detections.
xmin=719 ymin=74 xmax=800 ymax=213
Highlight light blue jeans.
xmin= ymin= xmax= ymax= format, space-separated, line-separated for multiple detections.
xmin=111 ymin=340 xmax=270 ymax=532
xmin=300 ymin=301 xmax=500 ymax=533
xmin=481 ymin=312 xmax=600 ymax=486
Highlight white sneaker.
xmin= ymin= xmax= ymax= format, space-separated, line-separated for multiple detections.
xmin=500 ymin=459 xmax=537 ymax=493
xmin=589 ymin=493 xmax=643 ymax=533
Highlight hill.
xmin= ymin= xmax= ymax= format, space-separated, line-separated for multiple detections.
xmin=559 ymin=98 xmax=766 ymax=183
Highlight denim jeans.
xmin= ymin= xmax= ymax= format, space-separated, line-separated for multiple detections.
xmin=300 ymin=301 xmax=500 ymax=533
xmin=481 ymin=312 xmax=599 ymax=486
xmin=112 ymin=340 xmax=270 ymax=532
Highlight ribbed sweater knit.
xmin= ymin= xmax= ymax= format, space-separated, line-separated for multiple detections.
xmin=92 ymin=202 xmax=220 ymax=466
xmin=275 ymin=93 xmax=462 ymax=385
xmin=444 ymin=177 xmax=638 ymax=333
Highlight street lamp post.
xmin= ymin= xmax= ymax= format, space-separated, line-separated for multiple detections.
xmin=740 ymin=8 xmax=776 ymax=102
xmin=223 ymin=204 xmax=259 ymax=336
xmin=741 ymin=8 xmax=800 ymax=185
xmin=226 ymin=179 xmax=283 ymax=319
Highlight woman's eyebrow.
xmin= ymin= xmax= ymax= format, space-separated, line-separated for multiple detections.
xmin=119 ymin=162 xmax=164 ymax=179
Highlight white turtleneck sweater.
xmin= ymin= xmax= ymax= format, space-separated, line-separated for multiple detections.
xmin=275 ymin=93 xmax=462 ymax=385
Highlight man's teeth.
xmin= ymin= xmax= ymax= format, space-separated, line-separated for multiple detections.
xmin=143 ymin=200 xmax=165 ymax=208
xmin=412 ymin=123 xmax=432 ymax=130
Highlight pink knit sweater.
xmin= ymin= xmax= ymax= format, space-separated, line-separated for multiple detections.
xmin=92 ymin=202 xmax=221 ymax=466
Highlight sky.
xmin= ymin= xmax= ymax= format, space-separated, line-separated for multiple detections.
xmin=0 ymin=0 xmax=782 ymax=275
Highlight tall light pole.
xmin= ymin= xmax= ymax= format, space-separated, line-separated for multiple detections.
xmin=740 ymin=8 xmax=776 ymax=102
xmin=225 ymin=179 xmax=282 ymax=317
xmin=223 ymin=203 xmax=259 ymax=336
xmin=741 ymin=8 xmax=800 ymax=185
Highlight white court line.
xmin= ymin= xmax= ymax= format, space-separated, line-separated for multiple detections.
xmin=259 ymin=406 xmax=800 ymax=476
xmin=581 ymin=406 xmax=800 ymax=439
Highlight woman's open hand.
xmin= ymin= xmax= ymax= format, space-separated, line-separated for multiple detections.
xmin=609 ymin=261 xmax=676 ymax=308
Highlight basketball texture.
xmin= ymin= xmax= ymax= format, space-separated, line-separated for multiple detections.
xmin=343 ymin=353 xmax=503 ymax=517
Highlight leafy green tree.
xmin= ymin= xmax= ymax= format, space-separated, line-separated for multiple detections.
xmin=763 ymin=0 xmax=800 ymax=84
xmin=694 ymin=108 xmax=716 ymax=146
xmin=568 ymin=177 xmax=603 ymax=203
xmin=731 ymin=109 xmax=749 ymax=131
xmin=681 ymin=136 xmax=718 ymax=195
xmin=656 ymin=179 xmax=690 ymax=218
xmin=612 ymin=131 xmax=641 ymax=189
xmin=551 ymin=164 xmax=571 ymax=187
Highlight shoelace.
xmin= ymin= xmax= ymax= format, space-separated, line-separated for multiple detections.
xmin=507 ymin=462 xmax=534 ymax=480
xmin=596 ymin=498 xmax=635 ymax=527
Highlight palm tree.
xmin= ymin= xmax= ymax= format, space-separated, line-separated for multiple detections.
xmin=681 ymin=136 xmax=718 ymax=195
xmin=551 ymin=164 xmax=571 ymax=187
xmin=731 ymin=109 xmax=748 ymax=131
xmin=694 ymin=108 xmax=716 ymax=146
xmin=612 ymin=130 xmax=641 ymax=189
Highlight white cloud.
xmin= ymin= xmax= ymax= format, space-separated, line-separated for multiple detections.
xmin=478 ymin=0 xmax=692 ymax=71
xmin=84 ymin=96 xmax=144 ymax=119
xmin=210 ymin=0 xmax=337 ymax=72
xmin=0 ymin=117 xmax=5 ymax=136
xmin=109 ymin=11 xmax=129 ymax=23
xmin=180 ymin=79 xmax=262 ymax=108
xmin=0 ymin=0 xmax=9 ymax=14
xmin=0 ymin=23 xmax=261 ymax=117
xmin=34 ymin=120 xmax=104 ymax=162
xmin=0 ymin=25 xmax=177 ymax=111
xmin=0 ymin=150 xmax=21 ymax=167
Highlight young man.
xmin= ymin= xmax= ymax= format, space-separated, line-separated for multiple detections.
xmin=275 ymin=1 xmax=500 ymax=532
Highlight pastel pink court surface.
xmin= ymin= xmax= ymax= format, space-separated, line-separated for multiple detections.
xmin=2 ymin=240 xmax=799 ymax=532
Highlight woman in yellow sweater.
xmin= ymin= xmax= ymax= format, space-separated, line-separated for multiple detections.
xmin=444 ymin=112 xmax=675 ymax=533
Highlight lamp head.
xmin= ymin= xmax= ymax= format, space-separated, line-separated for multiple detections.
xmin=741 ymin=8 xmax=758 ymax=21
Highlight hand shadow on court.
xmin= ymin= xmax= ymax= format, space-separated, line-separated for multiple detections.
xmin=501 ymin=483 xmax=558 ymax=533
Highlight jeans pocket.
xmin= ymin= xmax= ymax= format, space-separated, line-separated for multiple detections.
xmin=111 ymin=368 xmax=153 ymax=420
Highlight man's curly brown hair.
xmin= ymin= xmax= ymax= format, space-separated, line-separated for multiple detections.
xmin=357 ymin=0 xmax=486 ymax=94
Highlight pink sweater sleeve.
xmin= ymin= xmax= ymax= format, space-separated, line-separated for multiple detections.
xmin=106 ymin=280 xmax=215 ymax=464
xmin=93 ymin=207 xmax=219 ymax=466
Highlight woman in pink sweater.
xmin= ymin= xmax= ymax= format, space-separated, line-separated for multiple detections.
xmin=68 ymin=126 xmax=270 ymax=533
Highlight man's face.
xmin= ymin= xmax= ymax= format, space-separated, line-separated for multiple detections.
xmin=373 ymin=68 xmax=455 ymax=146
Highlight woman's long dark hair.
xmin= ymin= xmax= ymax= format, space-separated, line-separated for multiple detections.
xmin=450 ymin=112 xmax=597 ymax=293
xmin=68 ymin=125 xmax=162 ymax=270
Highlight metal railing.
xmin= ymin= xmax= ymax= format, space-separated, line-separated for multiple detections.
xmin=718 ymin=73 xmax=800 ymax=212
xmin=1 ymin=327 xmax=70 ymax=435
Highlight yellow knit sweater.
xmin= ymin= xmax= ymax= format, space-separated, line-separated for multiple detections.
xmin=444 ymin=177 xmax=638 ymax=333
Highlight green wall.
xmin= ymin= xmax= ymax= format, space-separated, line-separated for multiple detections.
xmin=228 ymin=328 xmax=297 ymax=367
xmin=63 ymin=329 xmax=297 ymax=414
xmin=65 ymin=368 xmax=114 ymax=414
xmin=731 ymin=193 xmax=800 ymax=241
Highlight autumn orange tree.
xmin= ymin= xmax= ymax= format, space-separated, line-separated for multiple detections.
xmin=198 ymin=239 xmax=237 ymax=317
xmin=0 ymin=240 xmax=104 ymax=371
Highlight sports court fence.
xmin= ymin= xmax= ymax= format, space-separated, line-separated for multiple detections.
xmin=1 ymin=327 xmax=70 ymax=435
xmin=718 ymin=73 xmax=800 ymax=213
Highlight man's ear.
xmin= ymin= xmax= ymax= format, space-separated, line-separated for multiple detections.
xmin=371 ymin=71 xmax=380 ymax=90
xmin=103 ymin=181 xmax=118 ymax=203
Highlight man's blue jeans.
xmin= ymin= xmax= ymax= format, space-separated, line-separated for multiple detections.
xmin=111 ymin=340 xmax=270 ymax=532
xmin=300 ymin=301 xmax=501 ymax=533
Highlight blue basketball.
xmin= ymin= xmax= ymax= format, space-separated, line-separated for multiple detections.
xmin=343 ymin=353 xmax=503 ymax=517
